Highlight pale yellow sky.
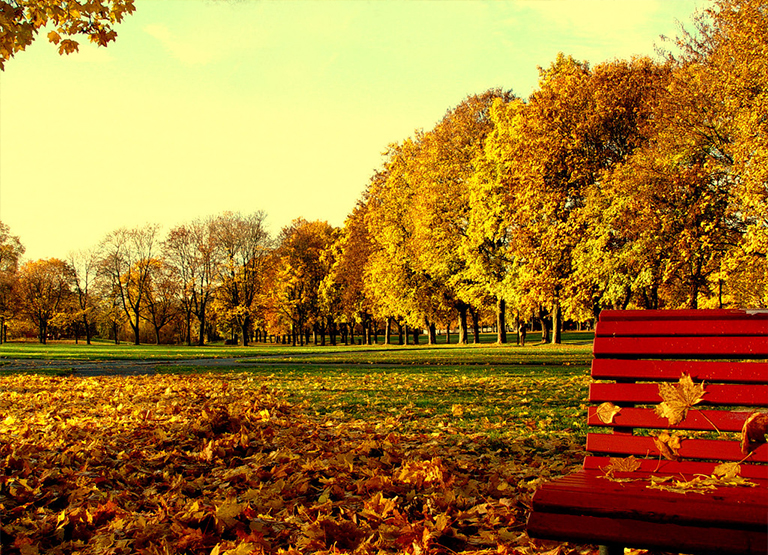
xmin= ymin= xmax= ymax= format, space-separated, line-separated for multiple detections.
xmin=0 ymin=0 xmax=707 ymax=261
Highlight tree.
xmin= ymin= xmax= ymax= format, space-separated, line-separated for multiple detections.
xmin=0 ymin=222 xmax=24 ymax=342
xmin=68 ymin=248 xmax=99 ymax=344
xmin=141 ymin=257 xmax=180 ymax=344
xmin=164 ymin=218 xmax=221 ymax=345
xmin=1 ymin=0 xmax=136 ymax=69
xmin=410 ymin=90 xmax=515 ymax=344
xmin=274 ymin=218 xmax=338 ymax=346
xmin=98 ymin=224 xmax=160 ymax=345
xmin=17 ymin=258 xmax=73 ymax=343
xmin=211 ymin=211 xmax=271 ymax=346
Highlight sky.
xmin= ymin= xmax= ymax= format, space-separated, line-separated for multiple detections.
xmin=0 ymin=0 xmax=708 ymax=262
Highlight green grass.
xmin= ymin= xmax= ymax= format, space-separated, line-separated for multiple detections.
xmin=0 ymin=334 xmax=594 ymax=443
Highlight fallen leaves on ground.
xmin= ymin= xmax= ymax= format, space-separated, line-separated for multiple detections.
xmin=0 ymin=374 xmax=591 ymax=555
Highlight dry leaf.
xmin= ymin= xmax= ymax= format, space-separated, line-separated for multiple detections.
xmin=596 ymin=402 xmax=621 ymax=424
xmin=603 ymin=455 xmax=642 ymax=478
xmin=653 ymin=431 xmax=682 ymax=461
xmin=740 ymin=411 xmax=768 ymax=454
xmin=655 ymin=373 xmax=706 ymax=426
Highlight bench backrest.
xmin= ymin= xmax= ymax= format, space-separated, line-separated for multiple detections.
xmin=585 ymin=309 xmax=768 ymax=480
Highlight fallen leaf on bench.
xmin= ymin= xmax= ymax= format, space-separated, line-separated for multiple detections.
xmin=712 ymin=462 xmax=757 ymax=487
xmin=647 ymin=475 xmax=716 ymax=494
xmin=655 ymin=373 xmax=706 ymax=426
xmin=653 ymin=431 xmax=682 ymax=461
xmin=602 ymin=455 xmax=642 ymax=478
xmin=740 ymin=411 xmax=768 ymax=454
xmin=596 ymin=402 xmax=621 ymax=424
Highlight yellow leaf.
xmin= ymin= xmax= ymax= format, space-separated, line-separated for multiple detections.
xmin=596 ymin=401 xmax=621 ymax=424
xmin=653 ymin=431 xmax=682 ymax=461
xmin=655 ymin=374 xmax=706 ymax=426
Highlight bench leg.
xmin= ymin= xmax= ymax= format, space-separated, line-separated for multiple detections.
xmin=599 ymin=546 xmax=623 ymax=555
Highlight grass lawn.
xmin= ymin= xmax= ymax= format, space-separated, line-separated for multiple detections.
xmin=0 ymin=337 xmax=597 ymax=554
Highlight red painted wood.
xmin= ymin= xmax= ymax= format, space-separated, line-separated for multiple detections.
xmin=527 ymin=511 xmax=767 ymax=555
xmin=591 ymin=358 xmax=768 ymax=383
xmin=588 ymin=382 xmax=768 ymax=406
xmin=586 ymin=406 xmax=755 ymax=431
xmin=583 ymin=456 xmax=768 ymax=480
xmin=531 ymin=471 xmax=768 ymax=528
xmin=593 ymin=336 xmax=768 ymax=358
xmin=598 ymin=309 xmax=768 ymax=321
xmin=586 ymin=433 xmax=768 ymax=463
xmin=528 ymin=309 xmax=768 ymax=553
xmin=597 ymin=318 xmax=768 ymax=337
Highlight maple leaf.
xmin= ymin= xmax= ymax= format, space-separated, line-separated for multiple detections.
xmin=653 ymin=431 xmax=682 ymax=461
xmin=603 ymin=455 xmax=641 ymax=478
xmin=740 ymin=411 xmax=768 ymax=454
xmin=596 ymin=402 xmax=621 ymax=424
xmin=655 ymin=374 xmax=706 ymax=426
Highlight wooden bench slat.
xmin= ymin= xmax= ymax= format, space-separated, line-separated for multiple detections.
xmin=583 ymin=456 xmax=768 ymax=480
xmin=527 ymin=511 xmax=767 ymax=555
xmin=591 ymin=358 xmax=768 ymax=383
xmin=589 ymin=382 xmax=768 ymax=406
xmin=597 ymin=308 xmax=768 ymax=321
xmin=531 ymin=471 xmax=768 ymax=528
xmin=586 ymin=406 xmax=755 ymax=431
xmin=593 ymin=336 xmax=768 ymax=358
xmin=597 ymin=319 xmax=768 ymax=337
xmin=586 ymin=433 xmax=768 ymax=463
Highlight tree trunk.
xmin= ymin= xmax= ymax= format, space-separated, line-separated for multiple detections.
xmin=470 ymin=307 xmax=480 ymax=344
xmin=458 ymin=303 xmax=468 ymax=345
xmin=539 ymin=306 xmax=550 ymax=343
xmin=445 ymin=322 xmax=451 ymax=344
xmin=404 ymin=325 xmax=410 ymax=345
xmin=497 ymin=298 xmax=507 ymax=344
xmin=385 ymin=317 xmax=392 ymax=345
xmin=551 ymin=299 xmax=562 ymax=344
xmin=426 ymin=319 xmax=436 ymax=345
xmin=397 ymin=321 xmax=404 ymax=345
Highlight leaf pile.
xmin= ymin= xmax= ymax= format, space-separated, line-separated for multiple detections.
xmin=0 ymin=374 xmax=587 ymax=555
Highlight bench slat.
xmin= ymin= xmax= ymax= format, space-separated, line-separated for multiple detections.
xmin=531 ymin=471 xmax=768 ymax=528
xmin=591 ymin=358 xmax=768 ymax=383
xmin=527 ymin=511 xmax=767 ymax=555
xmin=593 ymin=336 xmax=768 ymax=358
xmin=598 ymin=309 xmax=768 ymax=321
xmin=586 ymin=433 xmax=768 ymax=463
xmin=586 ymin=406 xmax=755 ymax=431
xmin=597 ymin=319 xmax=768 ymax=337
xmin=583 ymin=456 xmax=768 ymax=480
xmin=589 ymin=383 xmax=768 ymax=406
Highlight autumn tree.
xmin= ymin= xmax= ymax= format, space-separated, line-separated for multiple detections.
xmin=274 ymin=218 xmax=338 ymax=346
xmin=322 ymin=201 xmax=373 ymax=345
xmin=0 ymin=222 xmax=24 ymax=342
xmin=211 ymin=211 xmax=271 ymax=346
xmin=164 ymin=218 xmax=221 ymax=345
xmin=68 ymin=248 xmax=99 ymax=344
xmin=141 ymin=257 xmax=180 ymax=344
xmin=98 ymin=224 xmax=160 ymax=345
xmin=17 ymin=258 xmax=73 ymax=343
xmin=410 ymin=89 xmax=514 ymax=344
xmin=1 ymin=0 xmax=136 ymax=69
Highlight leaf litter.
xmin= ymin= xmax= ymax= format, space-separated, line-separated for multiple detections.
xmin=0 ymin=373 xmax=596 ymax=555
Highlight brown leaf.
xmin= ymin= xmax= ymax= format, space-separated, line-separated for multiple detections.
xmin=653 ymin=431 xmax=682 ymax=461
xmin=603 ymin=455 xmax=641 ymax=478
xmin=596 ymin=402 xmax=621 ymax=424
xmin=740 ymin=411 xmax=768 ymax=454
xmin=655 ymin=373 xmax=706 ymax=426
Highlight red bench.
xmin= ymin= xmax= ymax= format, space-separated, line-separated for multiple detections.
xmin=527 ymin=309 xmax=768 ymax=555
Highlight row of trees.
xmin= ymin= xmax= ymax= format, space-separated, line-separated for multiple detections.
xmin=1 ymin=0 xmax=765 ymax=345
